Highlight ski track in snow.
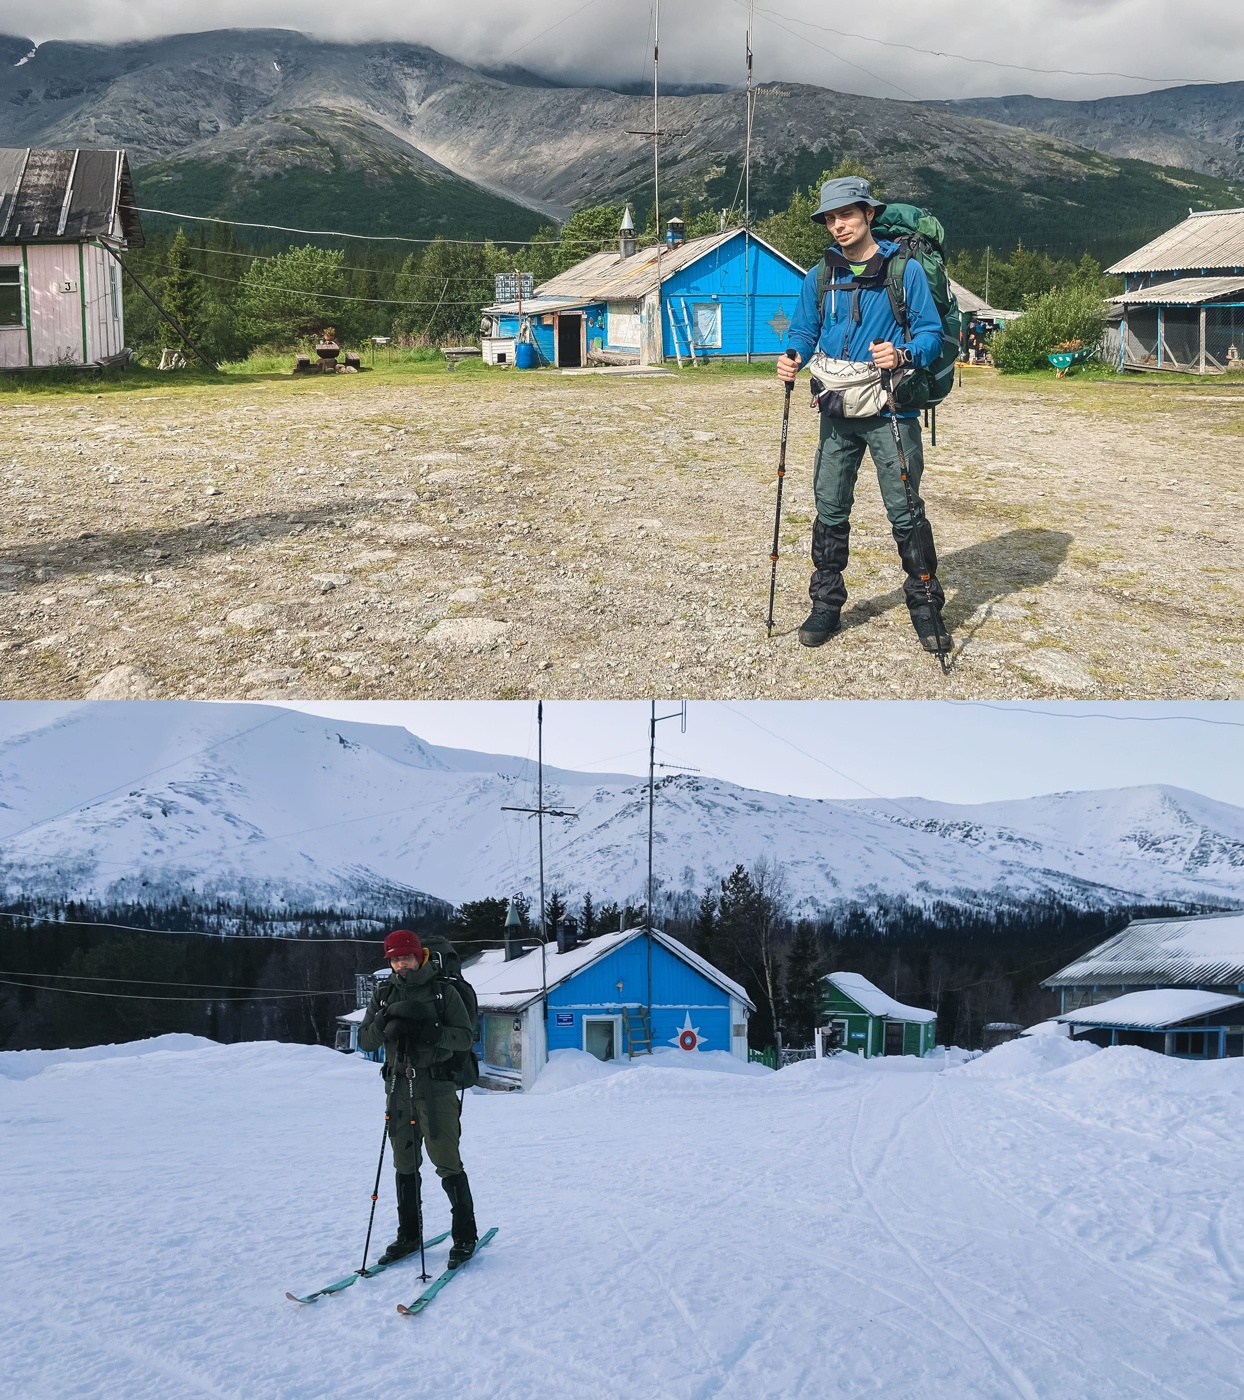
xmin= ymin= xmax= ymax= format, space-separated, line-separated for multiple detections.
xmin=3 ymin=1038 xmax=1244 ymax=1399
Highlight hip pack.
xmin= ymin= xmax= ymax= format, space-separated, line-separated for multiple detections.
xmin=806 ymin=351 xmax=908 ymax=418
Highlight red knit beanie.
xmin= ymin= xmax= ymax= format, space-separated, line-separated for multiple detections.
xmin=384 ymin=929 xmax=423 ymax=961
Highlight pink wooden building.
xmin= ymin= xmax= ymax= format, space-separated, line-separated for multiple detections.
xmin=0 ymin=147 xmax=144 ymax=370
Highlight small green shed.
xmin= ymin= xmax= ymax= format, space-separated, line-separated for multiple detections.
xmin=820 ymin=971 xmax=938 ymax=1058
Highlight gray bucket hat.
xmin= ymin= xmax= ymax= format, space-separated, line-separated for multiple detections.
xmin=811 ymin=176 xmax=886 ymax=224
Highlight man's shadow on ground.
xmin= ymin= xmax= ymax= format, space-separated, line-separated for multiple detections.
xmin=837 ymin=528 xmax=1074 ymax=652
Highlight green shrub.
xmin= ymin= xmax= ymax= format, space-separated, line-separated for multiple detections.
xmin=989 ymin=283 xmax=1110 ymax=373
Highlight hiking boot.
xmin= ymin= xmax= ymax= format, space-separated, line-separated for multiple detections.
xmin=443 ymin=1170 xmax=478 ymax=1269
xmin=910 ymin=605 xmax=952 ymax=655
xmin=377 ymin=1169 xmax=422 ymax=1266
xmin=797 ymin=607 xmax=840 ymax=647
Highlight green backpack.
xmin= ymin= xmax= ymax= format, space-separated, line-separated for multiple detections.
xmin=815 ymin=202 xmax=960 ymax=411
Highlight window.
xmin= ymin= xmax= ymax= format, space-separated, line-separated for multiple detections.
xmin=108 ymin=261 xmax=121 ymax=321
xmin=691 ymin=301 xmax=722 ymax=348
xmin=583 ymin=1016 xmax=620 ymax=1062
xmin=0 ymin=266 xmax=22 ymax=328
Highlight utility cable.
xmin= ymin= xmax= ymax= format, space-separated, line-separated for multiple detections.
xmin=0 ymin=975 xmax=349 ymax=1002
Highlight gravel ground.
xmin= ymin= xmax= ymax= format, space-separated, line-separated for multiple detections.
xmin=1 ymin=366 xmax=1240 ymax=700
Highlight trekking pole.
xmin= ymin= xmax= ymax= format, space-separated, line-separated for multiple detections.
xmin=358 ymin=1114 xmax=389 ymax=1276
xmin=878 ymin=364 xmax=952 ymax=674
xmin=410 ymin=1077 xmax=431 ymax=1282
xmin=766 ymin=348 xmax=798 ymax=637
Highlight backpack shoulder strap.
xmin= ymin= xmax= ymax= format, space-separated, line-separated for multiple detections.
xmin=884 ymin=239 xmax=912 ymax=336
xmin=815 ymin=255 xmax=830 ymax=326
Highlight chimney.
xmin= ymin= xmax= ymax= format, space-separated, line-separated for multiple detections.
xmin=619 ymin=204 xmax=637 ymax=260
xmin=556 ymin=928 xmax=577 ymax=955
xmin=665 ymin=217 xmax=685 ymax=249
xmin=503 ymin=898 xmax=524 ymax=962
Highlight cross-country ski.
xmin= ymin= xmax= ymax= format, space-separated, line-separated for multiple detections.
xmin=285 ymin=1229 xmax=452 ymax=1304
xmin=396 ymin=1227 xmax=499 ymax=1316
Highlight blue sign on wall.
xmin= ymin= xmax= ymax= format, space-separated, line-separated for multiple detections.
xmin=555 ymin=1012 xmax=574 ymax=1027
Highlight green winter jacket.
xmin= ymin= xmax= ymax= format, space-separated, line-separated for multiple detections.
xmin=357 ymin=950 xmax=475 ymax=1076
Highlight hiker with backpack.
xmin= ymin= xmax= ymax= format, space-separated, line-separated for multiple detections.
xmin=356 ymin=928 xmax=481 ymax=1269
xmin=776 ymin=176 xmax=959 ymax=654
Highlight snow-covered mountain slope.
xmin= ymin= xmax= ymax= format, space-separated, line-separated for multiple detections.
xmin=0 ymin=703 xmax=1240 ymax=916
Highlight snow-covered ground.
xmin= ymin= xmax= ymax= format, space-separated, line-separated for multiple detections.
xmin=2 ymin=1037 xmax=1243 ymax=1400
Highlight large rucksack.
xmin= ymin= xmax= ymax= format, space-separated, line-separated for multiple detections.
xmin=426 ymin=936 xmax=481 ymax=1090
xmin=815 ymin=202 xmax=960 ymax=411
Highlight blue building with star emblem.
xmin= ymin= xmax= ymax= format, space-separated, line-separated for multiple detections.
xmin=453 ymin=925 xmax=755 ymax=1090
xmin=481 ymin=211 xmax=807 ymax=368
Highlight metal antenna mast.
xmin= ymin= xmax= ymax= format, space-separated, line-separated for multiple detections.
xmin=500 ymin=701 xmax=576 ymax=1036
xmin=653 ymin=0 xmax=660 ymax=241
xmin=647 ymin=700 xmax=687 ymax=1009
xmin=744 ymin=0 xmax=754 ymax=362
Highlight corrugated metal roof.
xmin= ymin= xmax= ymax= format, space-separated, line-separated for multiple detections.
xmin=1111 ymin=276 xmax=1244 ymax=306
xmin=1056 ymin=988 xmax=1244 ymax=1029
xmin=528 ymin=227 xmax=804 ymax=304
xmin=824 ymin=971 xmax=937 ymax=1023
xmin=949 ymin=278 xmax=1019 ymax=321
xmin=1106 ymin=207 xmax=1244 ymax=275
xmin=1044 ymin=911 xmax=1244 ymax=989
xmin=0 ymin=147 xmax=144 ymax=248
xmin=480 ymin=294 xmax=593 ymax=316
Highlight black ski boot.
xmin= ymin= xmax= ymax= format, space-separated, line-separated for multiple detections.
xmin=443 ymin=1170 xmax=478 ymax=1269
xmin=800 ymin=519 xmax=850 ymax=647
xmin=377 ymin=1170 xmax=422 ymax=1266
xmin=892 ymin=520 xmax=951 ymax=654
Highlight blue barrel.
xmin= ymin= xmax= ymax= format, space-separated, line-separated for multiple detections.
xmin=515 ymin=342 xmax=538 ymax=370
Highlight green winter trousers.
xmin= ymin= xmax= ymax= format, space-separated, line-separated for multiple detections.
xmin=813 ymin=413 xmax=927 ymax=531
xmin=385 ymin=1071 xmax=463 ymax=1178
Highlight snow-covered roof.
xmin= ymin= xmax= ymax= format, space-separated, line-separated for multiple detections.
xmin=1045 ymin=912 xmax=1244 ymax=989
xmin=824 ymin=972 xmax=937 ymax=1023
xmin=462 ymin=926 xmax=754 ymax=1013
xmin=1056 ymin=988 xmax=1244 ymax=1029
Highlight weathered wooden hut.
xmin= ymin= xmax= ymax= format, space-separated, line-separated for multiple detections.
xmin=819 ymin=971 xmax=938 ymax=1059
xmin=0 ymin=147 xmax=144 ymax=370
xmin=482 ymin=211 xmax=806 ymax=368
xmin=1106 ymin=208 xmax=1244 ymax=373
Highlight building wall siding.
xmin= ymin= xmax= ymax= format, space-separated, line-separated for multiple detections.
xmin=661 ymin=235 xmax=803 ymax=360
xmin=0 ymin=244 xmax=27 ymax=368
xmin=26 ymin=243 xmax=86 ymax=365
xmin=544 ymin=936 xmax=737 ymax=1057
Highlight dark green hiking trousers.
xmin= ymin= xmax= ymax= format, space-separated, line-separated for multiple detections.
xmin=386 ymin=1071 xmax=463 ymax=1178
xmin=813 ymin=413 xmax=927 ymax=531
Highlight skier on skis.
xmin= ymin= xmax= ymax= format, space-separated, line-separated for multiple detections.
xmin=357 ymin=928 xmax=480 ymax=1269
xmin=776 ymin=175 xmax=951 ymax=654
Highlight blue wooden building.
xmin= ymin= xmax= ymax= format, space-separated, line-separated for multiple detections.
xmin=462 ymin=926 xmax=754 ymax=1090
xmin=481 ymin=211 xmax=807 ymax=369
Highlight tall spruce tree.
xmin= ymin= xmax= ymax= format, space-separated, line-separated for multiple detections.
xmin=783 ymin=921 xmax=824 ymax=1047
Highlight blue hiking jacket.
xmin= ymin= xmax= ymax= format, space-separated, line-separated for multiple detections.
xmin=786 ymin=239 xmax=943 ymax=417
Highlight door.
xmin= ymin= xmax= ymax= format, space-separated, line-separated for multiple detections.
xmin=584 ymin=1018 xmax=616 ymax=1061
xmin=557 ymin=312 xmax=582 ymax=367
xmin=884 ymin=1021 xmax=905 ymax=1056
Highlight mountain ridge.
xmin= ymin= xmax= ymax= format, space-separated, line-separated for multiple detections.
xmin=0 ymin=703 xmax=1239 ymax=923
xmin=2 ymin=30 xmax=1241 ymax=253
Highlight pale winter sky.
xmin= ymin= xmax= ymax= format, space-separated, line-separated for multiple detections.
xmin=0 ymin=0 xmax=1236 ymax=101
xmin=272 ymin=701 xmax=1244 ymax=808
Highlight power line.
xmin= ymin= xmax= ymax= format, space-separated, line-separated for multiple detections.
xmin=498 ymin=0 xmax=610 ymax=62
xmin=0 ymin=974 xmax=347 ymax=1003
xmin=3 ymin=968 xmax=361 ymax=992
xmin=954 ymin=702 xmax=1244 ymax=730
xmin=750 ymin=5 xmax=1219 ymax=86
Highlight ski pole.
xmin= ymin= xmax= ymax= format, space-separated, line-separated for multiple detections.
xmin=878 ymin=362 xmax=951 ymax=673
xmin=766 ymin=348 xmax=798 ymax=637
xmin=358 ymin=1114 xmax=389 ymax=1276
xmin=410 ymin=1077 xmax=431 ymax=1282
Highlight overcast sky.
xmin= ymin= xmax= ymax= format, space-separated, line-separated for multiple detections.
xmin=271 ymin=701 xmax=1244 ymax=808
xmin=3 ymin=1 xmax=1236 ymax=101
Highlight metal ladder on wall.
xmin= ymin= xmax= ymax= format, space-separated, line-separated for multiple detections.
xmin=664 ymin=301 xmax=699 ymax=368
xmin=623 ymin=1006 xmax=654 ymax=1058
